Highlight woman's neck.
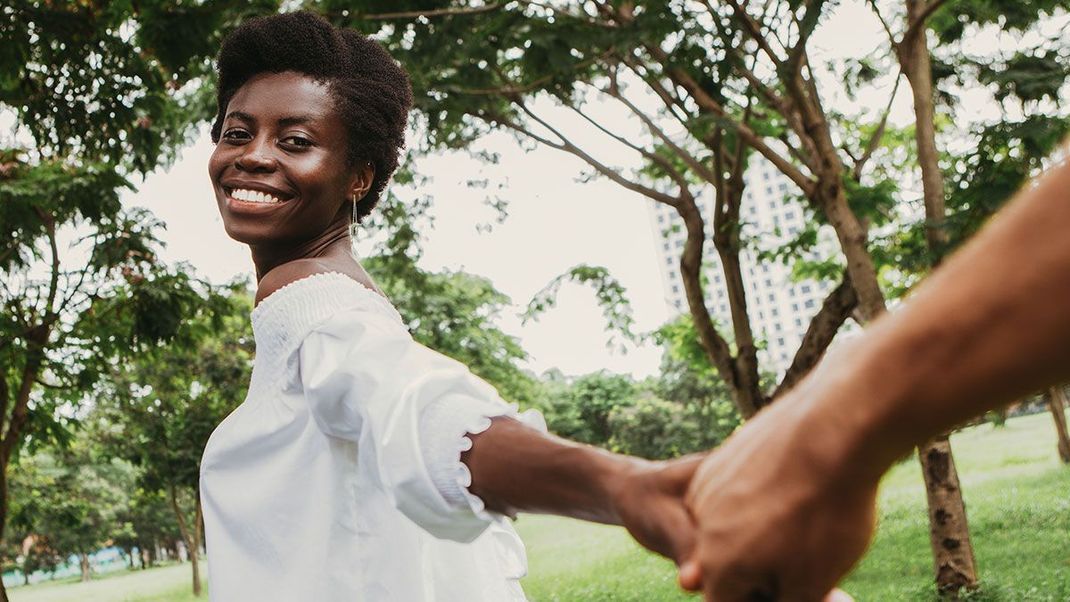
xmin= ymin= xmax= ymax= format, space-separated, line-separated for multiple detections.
xmin=249 ymin=222 xmax=353 ymax=282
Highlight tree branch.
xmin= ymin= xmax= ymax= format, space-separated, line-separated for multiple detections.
xmin=360 ymin=4 xmax=503 ymax=20
xmin=601 ymin=84 xmax=721 ymax=186
xmin=867 ymin=0 xmax=897 ymax=45
xmin=620 ymin=56 xmax=696 ymax=132
xmin=853 ymin=71 xmax=902 ymax=179
xmin=645 ymin=44 xmax=817 ymax=195
xmin=564 ymin=99 xmax=694 ymax=194
xmin=720 ymin=0 xmax=785 ymax=65
xmin=481 ymin=109 xmax=684 ymax=207
xmin=902 ymin=0 xmax=948 ymax=49
xmin=773 ymin=272 xmax=858 ymax=398
xmin=675 ymin=199 xmax=754 ymax=414
xmin=783 ymin=0 xmax=828 ymax=83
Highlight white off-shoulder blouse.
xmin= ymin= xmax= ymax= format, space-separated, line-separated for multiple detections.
xmin=200 ymin=272 xmax=542 ymax=601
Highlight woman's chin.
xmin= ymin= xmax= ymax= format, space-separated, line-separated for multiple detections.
xmin=222 ymin=222 xmax=275 ymax=247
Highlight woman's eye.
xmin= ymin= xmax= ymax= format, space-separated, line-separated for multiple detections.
xmin=221 ymin=129 xmax=250 ymax=142
xmin=282 ymin=136 xmax=313 ymax=148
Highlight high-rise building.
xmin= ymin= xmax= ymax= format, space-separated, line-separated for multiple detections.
xmin=649 ymin=158 xmax=839 ymax=373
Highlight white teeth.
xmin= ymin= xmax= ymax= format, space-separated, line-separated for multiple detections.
xmin=230 ymin=188 xmax=282 ymax=204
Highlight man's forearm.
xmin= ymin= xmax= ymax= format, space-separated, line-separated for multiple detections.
xmin=809 ymin=158 xmax=1070 ymax=475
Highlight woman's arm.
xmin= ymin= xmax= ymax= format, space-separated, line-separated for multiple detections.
xmin=680 ymin=157 xmax=1070 ymax=600
xmin=464 ymin=416 xmax=702 ymax=563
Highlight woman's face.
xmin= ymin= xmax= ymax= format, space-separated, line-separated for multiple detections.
xmin=208 ymin=71 xmax=370 ymax=247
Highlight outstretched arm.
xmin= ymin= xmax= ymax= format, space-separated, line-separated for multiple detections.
xmin=680 ymin=156 xmax=1070 ymax=600
xmin=464 ymin=416 xmax=703 ymax=564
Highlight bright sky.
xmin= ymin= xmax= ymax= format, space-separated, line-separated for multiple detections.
xmin=118 ymin=0 xmax=1049 ymax=379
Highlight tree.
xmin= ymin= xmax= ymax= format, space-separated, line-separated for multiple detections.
xmin=873 ymin=1 xmax=1069 ymax=589
xmin=7 ymin=434 xmax=137 ymax=583
xmin=98 ymin=290 xmax=252 ymax=597
xmin=0 ymin=3 xmax=275 ymax=599
xmin=1049 ymin=386 xmax=1070 ymax=464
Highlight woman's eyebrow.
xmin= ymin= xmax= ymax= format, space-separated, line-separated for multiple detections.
xmin=222 ymin=111 xmax=320 ymax=128
xmin=224 ymin=110 xmax=255 ymax=124
xmin=278 ymin=115 xmax=318 ymax=128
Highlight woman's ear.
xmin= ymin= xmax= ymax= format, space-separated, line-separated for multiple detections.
xmin=349 ymin=161 xmax=375 ymax=202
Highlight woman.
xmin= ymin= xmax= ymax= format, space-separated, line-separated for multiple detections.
xmin=198 ymin=11 xmax=701 ymax=601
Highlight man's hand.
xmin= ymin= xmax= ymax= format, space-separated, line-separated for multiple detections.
xmin=679 ymin=376 xmax=877 ymax=602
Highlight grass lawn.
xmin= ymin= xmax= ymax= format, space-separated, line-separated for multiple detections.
xmin=9 ymin=412 xmax=1069 ymax=601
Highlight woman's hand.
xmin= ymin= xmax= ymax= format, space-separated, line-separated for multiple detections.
xmin=608 ymin=453 xmax=706 ymax=566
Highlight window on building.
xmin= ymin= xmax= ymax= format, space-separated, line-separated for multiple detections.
xmin=763 ymin=171 xmax=770 ymax=181
xmin=657 ymin=214 xmax=665 ymax=223
xmin=675 ymin=239 xmax=684 ymax=249
xmin=672 ymin=285 xmax=679 ymax=293
xmin=778 ymin=183 xmax=788 ymax=192
xmin=777 ymin=337 xmax=785 ymax=346
xmin=795 ymin=318 xmax=803 ymax=327
xmin=804 ymin=299 xmax=815 ymax=309
xmin=766 ymin=187 xmax=773 ymax=196
xmin=767 ymin=292 xmax=774 ymax=302
xmin=663 ymin=242 xmax=670 ymax=251
xmin=771 ymin=308 xmax=779 ymax=317
xmin=792 ymin=303 xmax=799 ymax=312
xmin=775 ymin=322 xmax=782 ymax=331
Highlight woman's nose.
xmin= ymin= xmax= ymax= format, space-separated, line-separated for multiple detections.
xmin=235 ymin=137 xmax=277 ymax=172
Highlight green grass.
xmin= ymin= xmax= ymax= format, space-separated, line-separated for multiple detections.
xmin=9 ymin=412 xmax=1069 ymax=601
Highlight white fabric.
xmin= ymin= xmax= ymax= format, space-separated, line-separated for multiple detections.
xmin=200 ymin=272 xmax=539 ymax=601
xmin=419 ymin=397 xmax=549 ymax=511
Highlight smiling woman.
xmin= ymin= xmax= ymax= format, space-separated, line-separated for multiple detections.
xmin=197 ymin=11 xmax=705 ymax=602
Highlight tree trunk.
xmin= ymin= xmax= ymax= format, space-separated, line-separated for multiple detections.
xmin=0 ymin=464 xmax=8 ymax=602
xmin=919 ymin=435 xmax=978 ymax=595
xmin=169 ymin=485 xmax=203 ymax=596
xmin=1049 ymin=386 xmax=1070 ymax=463
xmin=897 ymin=1 xmax=980 ymax=593
xmin=79 ymin=553 xmax=91 ymax=582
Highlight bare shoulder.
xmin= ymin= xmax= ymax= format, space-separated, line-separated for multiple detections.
xmin=255 ymin=258 xmax=384 ymax=305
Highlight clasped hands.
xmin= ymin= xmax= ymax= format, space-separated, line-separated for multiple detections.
xmin=615 ymin=386 xmax=874 ymax=602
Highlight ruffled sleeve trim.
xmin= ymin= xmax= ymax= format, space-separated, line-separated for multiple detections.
xmin=431 ymin=404 xmax=549 ymax=523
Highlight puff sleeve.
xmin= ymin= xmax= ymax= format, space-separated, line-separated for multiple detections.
xmin=296 ymin=304 xmax=544 ymax=543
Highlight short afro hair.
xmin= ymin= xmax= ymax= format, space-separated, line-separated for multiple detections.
xmin=211 ymin=11 xmax=412 ymax=222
